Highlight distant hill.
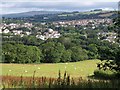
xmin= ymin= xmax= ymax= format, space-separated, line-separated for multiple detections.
xmin=2 ymin=11 xmax=63 ymax=18
xmin=2 ymin=10 xmax=117 ymax=22
xmin=23 ymin=11 xmax=117 ymax=22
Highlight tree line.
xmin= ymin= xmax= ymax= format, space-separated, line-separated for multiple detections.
xmin=2 ymin=37 xmax=120 ymax=63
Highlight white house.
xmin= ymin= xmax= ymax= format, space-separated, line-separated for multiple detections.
xmin=13 ymin=30 xmax=22 ymax=35
xmin=3 ymin=29 xmax=10 ymax=33
xmin=25 ymin=31 xmax=31 ymax=35
xmin=48 ymin=28 xmax=54 ymax=33
xmin=36 ymin=35 xmax=45 ymax=40
xmin=0 ymin=29 xmax=2 ymax=33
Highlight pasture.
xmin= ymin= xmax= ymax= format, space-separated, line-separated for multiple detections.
xmin=1 ymin=60 xmax=100 ymax=78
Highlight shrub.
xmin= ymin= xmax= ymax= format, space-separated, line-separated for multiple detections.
xmin=94 ymin=69 xmax=117 ymax=79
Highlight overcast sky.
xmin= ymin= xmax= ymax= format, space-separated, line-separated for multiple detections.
xmin=0 ymin=0 xmax=119 ymax=14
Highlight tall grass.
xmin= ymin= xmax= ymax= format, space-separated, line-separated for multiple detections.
xmin=1 ymin=71 xmax=120 ymax=88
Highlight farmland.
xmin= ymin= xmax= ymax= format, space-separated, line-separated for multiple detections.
xmin=1 ymin=60 xmax=100 ymax=78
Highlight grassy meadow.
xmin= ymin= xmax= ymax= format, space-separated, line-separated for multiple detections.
xmin=1 ymin=60 xmax=120 ymax=88
xmin=1 ymin=59 xmax=100 ymax=78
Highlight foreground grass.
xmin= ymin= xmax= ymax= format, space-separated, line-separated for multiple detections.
xmin=1 ymin=60 xmax=100 ymax=78
xmin=1 ymin=72 xmax=120 ymax=88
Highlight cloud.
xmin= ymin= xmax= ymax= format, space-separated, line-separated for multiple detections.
xmin=1 ymin=1 xmax=119 ymax=14
xmin=0 ymin=2 xmax=17 ymax=8
xmin=2 ymin=0 xmax=120 ymax=2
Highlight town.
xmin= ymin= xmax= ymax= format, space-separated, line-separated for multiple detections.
xmin=0 ymin=18 xmax=117 ymax=43
xmin=53 ymin=19 xmax=112 ymax=28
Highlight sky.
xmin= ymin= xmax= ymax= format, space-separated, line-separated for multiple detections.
xmin=0 ymin=0 xmax=119 ymax=14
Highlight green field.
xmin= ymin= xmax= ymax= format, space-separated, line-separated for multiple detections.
xmin=1 ymin=60 xmax=100 ymax=78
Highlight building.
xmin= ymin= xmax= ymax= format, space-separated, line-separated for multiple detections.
xmin=3 ymin=29 xmax=10 ymax=33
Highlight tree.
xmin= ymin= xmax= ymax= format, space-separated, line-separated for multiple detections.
xmin=113 ymin=11 xmax=120 ymax=64
xmin=41 ymin=42 xmax=65 ymax=63
xmin=60 ymin=50 xmax=71 ymax=62
xmin=87 ymin=44 xmax=99 ymax=59
xmin=24 ymin=46 xmax=42 ymax=63
xmin=113 ymin=11 xmax=120 ymax=43
xmin=58 ymin=37 xmax=72 ymax=49
xmin=15 ymin=44 xmax=42 ymax=63
xmin=2 ymin=43 xmax=17 ymax=63
xmin=2 ymin=43 xmax=42 ymax=63
xmin=70 ymin=46 xmax=88 ymax=62
xmin=96 ymin=12 xmax=120 ymax=77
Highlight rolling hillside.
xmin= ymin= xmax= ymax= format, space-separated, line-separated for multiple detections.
xmin=2 ymin=11 xmax=63 ymax=18
xmin=2 ymin=10 xmax=117 ymax=22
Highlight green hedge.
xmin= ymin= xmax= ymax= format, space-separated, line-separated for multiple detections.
xmin=94 ymin=69 xmax=117 ymax=79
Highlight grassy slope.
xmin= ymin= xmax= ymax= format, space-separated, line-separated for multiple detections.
xmin=1 ymin=60 xmax=100 ymax=78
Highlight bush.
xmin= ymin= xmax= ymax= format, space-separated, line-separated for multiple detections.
xmin=94 ymin=69 xmax=117 ymax=79
xmin=115 ymin=72 xmax=120 ymax=78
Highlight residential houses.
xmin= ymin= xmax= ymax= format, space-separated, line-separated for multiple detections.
xmin=53 ymin=19 xmax=112 ymax=27
xmin=97 ymin=32 xmax=117 ymax=43
xmin=0 ymin=19 xmax=115 ymax=42
xmin=36 ymin=28 xmax=61 ymax=40
xmin=3 ymin=29 xmax=10 ymax=34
